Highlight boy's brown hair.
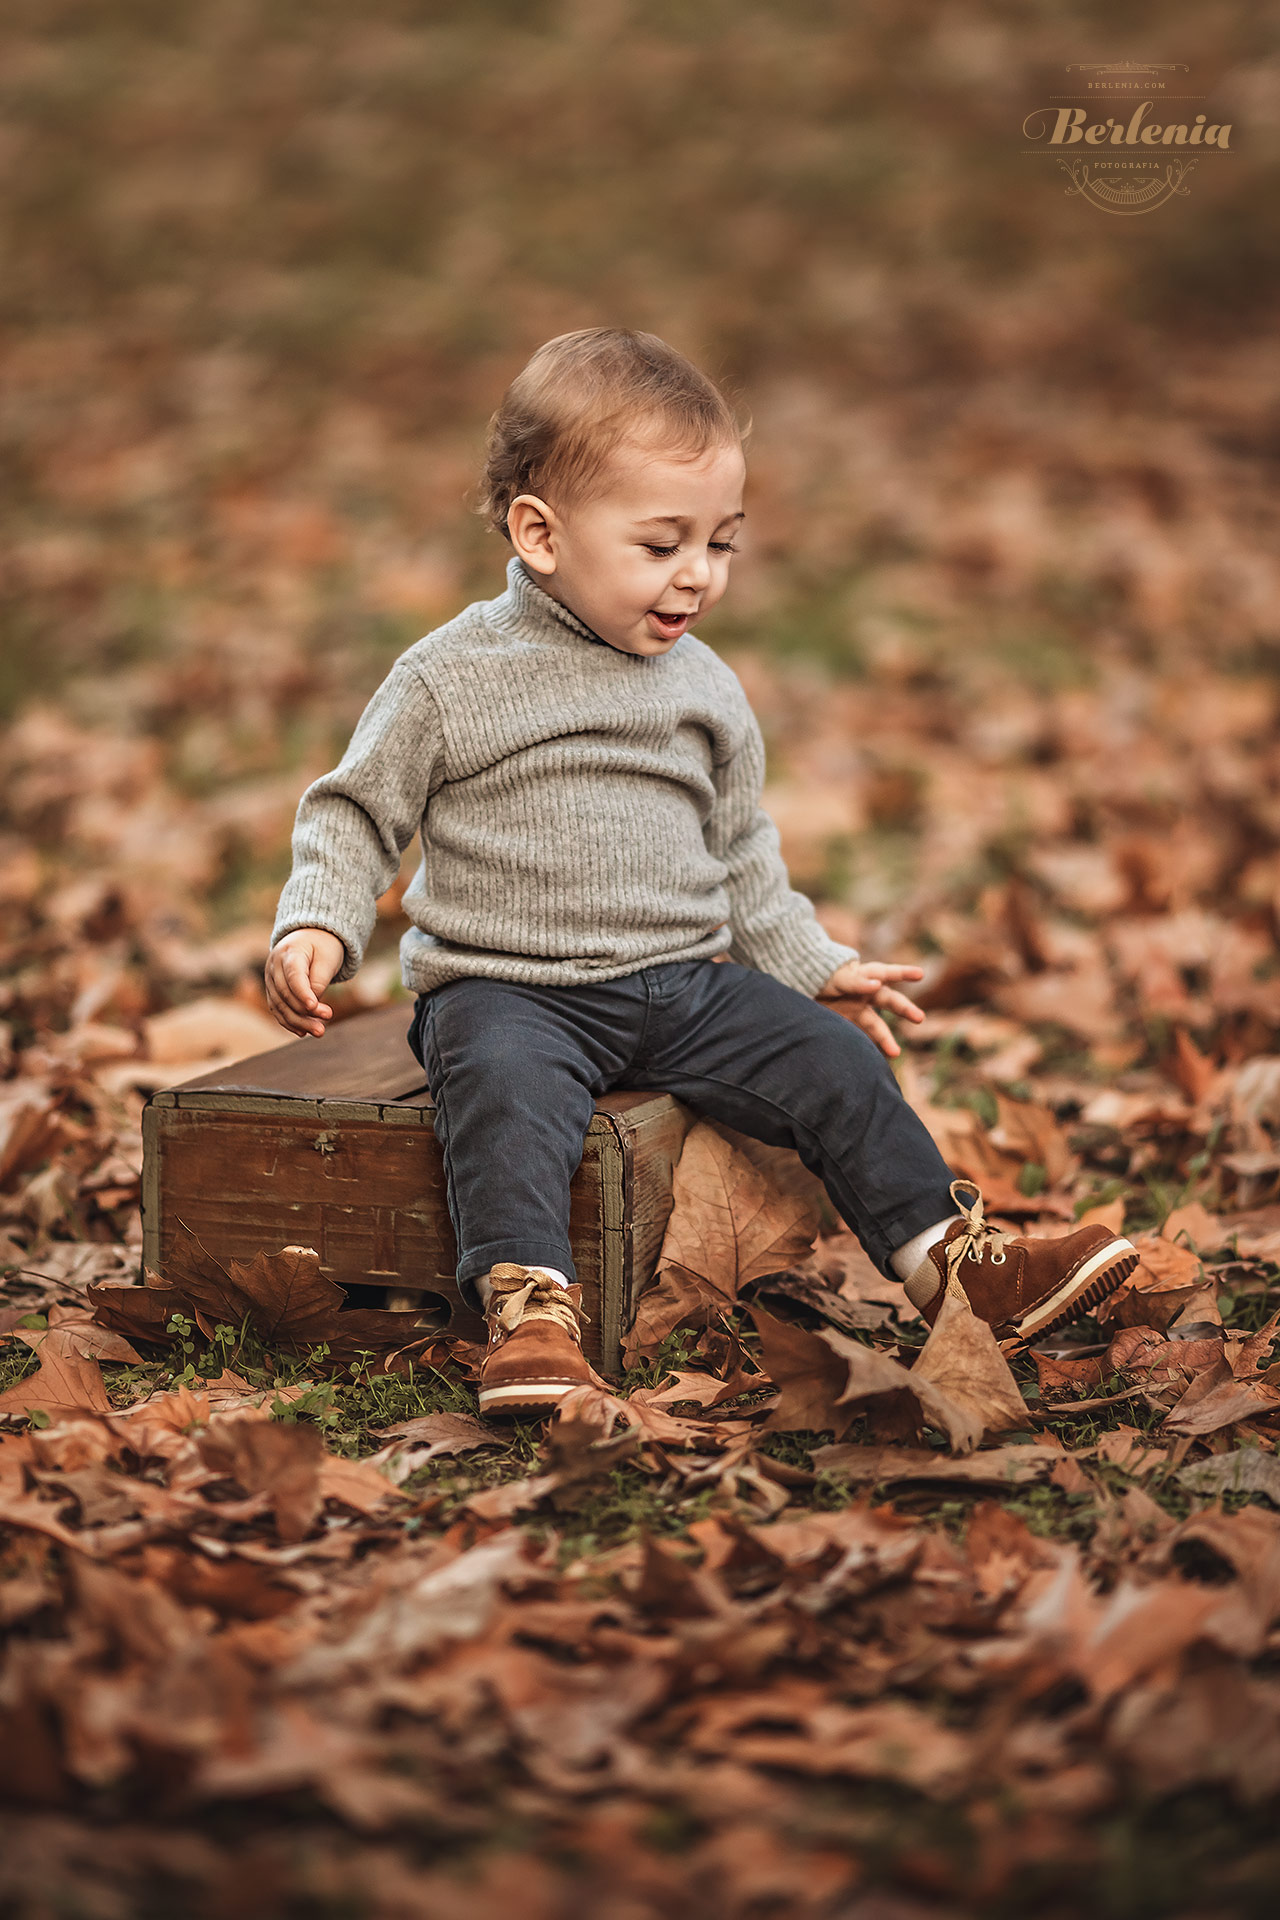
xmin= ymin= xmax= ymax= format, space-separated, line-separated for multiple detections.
xmin=478 ymin=327 xmax=743 ymax=539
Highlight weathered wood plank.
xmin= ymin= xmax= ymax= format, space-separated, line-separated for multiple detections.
xmin=173 ymin=1094 xmax=324 ymax=1119
xmin=140 ymin=1104 xmax=162 ymax=1277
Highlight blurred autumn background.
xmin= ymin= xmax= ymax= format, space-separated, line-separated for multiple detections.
xmin=6 ymin=2 xmax=1280 ymax=1916
xmin=4 ymin=0 xmax=1280 ymax=1226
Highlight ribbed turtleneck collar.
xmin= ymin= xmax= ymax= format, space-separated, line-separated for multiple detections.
xmin=488 ymin=555 xmax=617 ymax=651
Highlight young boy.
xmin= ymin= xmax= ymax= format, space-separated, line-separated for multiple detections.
xmin=265 ymin=328 xmax=1137 ymax=1415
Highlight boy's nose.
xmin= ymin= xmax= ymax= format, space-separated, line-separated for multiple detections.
xmin=673 ymin=552 xmax=711 ymax=592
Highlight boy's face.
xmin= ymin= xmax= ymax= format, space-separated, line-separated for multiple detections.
xmin=508 ymin=436 xmax=746 ymax=656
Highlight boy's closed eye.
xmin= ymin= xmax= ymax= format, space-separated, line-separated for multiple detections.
xmin=644 ymin=541 xmax=739 ymax=558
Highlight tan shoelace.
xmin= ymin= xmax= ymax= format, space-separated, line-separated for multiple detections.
xmin=494 ymin=1275 xmax=587 ymax=1342
xmin=942 ymin=1177 xmax=1015 ymax=1290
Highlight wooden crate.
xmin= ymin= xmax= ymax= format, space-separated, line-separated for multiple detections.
xmin=141 ymin=1003 xmax=695 ymax=1375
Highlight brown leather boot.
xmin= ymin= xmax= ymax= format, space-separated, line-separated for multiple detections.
xmin=476 ymin=1263 xmax=593 ymax=1417
xmin=903 ymin=1179 xmax=1138 ymax=1343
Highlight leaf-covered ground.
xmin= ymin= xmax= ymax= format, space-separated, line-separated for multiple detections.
xmin=5 ymin=1083 xmax=1280 ymax=1920
xmin=9 ymin=1112 xmax=1280 ymax=1899
xmin=5 ymin=2 xmax=1280 ymax=1913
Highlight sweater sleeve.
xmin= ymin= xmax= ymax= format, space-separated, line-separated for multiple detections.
xmin=704 ymin=700 xmax=860 ymax=998
xmin=270 ymin=658 xmax=443 ymax=985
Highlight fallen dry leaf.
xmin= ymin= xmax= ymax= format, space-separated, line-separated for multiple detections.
xmin=810 ymin=1442 xmax=1058 ymax=1487
xmin=1161 ymin=1200 xmax=1230 ymax=1252
xmin=624 ymin=1121 xmax=823 ymax=1359
xmin=1130 ymin=1236 xmax=1205 ymax=1291
xmin=750 ymin=1309 xmax=863 ymax=1439
xmin=747 ymin=1266 xmax=896 ymax=1334
xmin=318 ymin=1452 xmax=407 ymax=1517
xmin=1032 ymin=1349 xmax=1108 ymax=1398
xmin=1089 ymin=1428 xmax=1170 ymax=1477
xmin=908 ymin=1282 xmax=1030 ymax=1445
xmin=0 ymin=1086 xmax=67 ymax=1189
xmin=369 ymin=1411 xmax=500 ymax=1457
xmin=1163 ymin=1373 xmax=1280 ymax=1438
xmin=464 ymin=1388 xmax=641 ymax=1519
xmin=754 ymin=1287 xmax=1029 ymax=1456
xmin=689 ymin=1681 xmax=969 ymax=1796
xmin=87 ymin=1228 xmax=426 ymax=1366
xmin=1178 ymin=1449 xmax=1280 ymax=1505
xmin=0 ymin=1328 xmax=112 ymax=1422
xmin=197 ymin=1415 xmax=326 ymax=1544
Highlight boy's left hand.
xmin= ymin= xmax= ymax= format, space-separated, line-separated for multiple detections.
xmin=815 ymin=959 xmax=926 ymax=1059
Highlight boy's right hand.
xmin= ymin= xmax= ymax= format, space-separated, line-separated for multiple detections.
xmin=265 ymin=928 xmax=347 ymax=1037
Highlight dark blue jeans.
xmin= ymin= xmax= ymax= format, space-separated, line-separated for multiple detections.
xmin=406 ymin=957 xmax=957 ymax=1315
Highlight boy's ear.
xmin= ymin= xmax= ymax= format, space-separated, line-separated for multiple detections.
xmin=506 ymin=493 xmax=558 ymax=574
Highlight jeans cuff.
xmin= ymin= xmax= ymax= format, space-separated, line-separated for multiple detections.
xmin=861 ymin=1188 xmax=962 ymax=1278
xmin=455 ymin=1239 xmax=578 ymax=1314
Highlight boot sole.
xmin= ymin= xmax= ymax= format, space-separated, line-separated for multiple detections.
xmin=477 ymin=1378 xmax=585 ymax=1417
xmin=1012 ymin=1236 xmax=1139 ymax=1343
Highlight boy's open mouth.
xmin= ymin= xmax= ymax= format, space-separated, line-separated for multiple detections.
xmin=648 ymin=608 xmax=693 ymax=637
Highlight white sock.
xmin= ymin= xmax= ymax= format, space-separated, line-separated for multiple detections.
xmin=475 ymin=1264 xmax=571 ymax=1309
xmin=889 ymin=1216 xmax=962 ymax=1282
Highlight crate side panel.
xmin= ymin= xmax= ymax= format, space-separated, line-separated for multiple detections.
xmin=565 ymin=1140 xmax=607 ymax=1370
xmin=150 ymin=1109 xmax=613 ymax=1364
xmin=620 ymin=1100 xmax=697 ymax=1322
xmin=141 ymin=1103 xmax=162 ymax=1277
xmin=152 ymin=1107 xmax=467 ymax=1320
xmin=587 ymin=1117 xmax=627 ymax=1375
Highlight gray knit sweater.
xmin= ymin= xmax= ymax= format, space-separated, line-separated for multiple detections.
xmin=270 ymin=556 xmax=859 ymax=999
